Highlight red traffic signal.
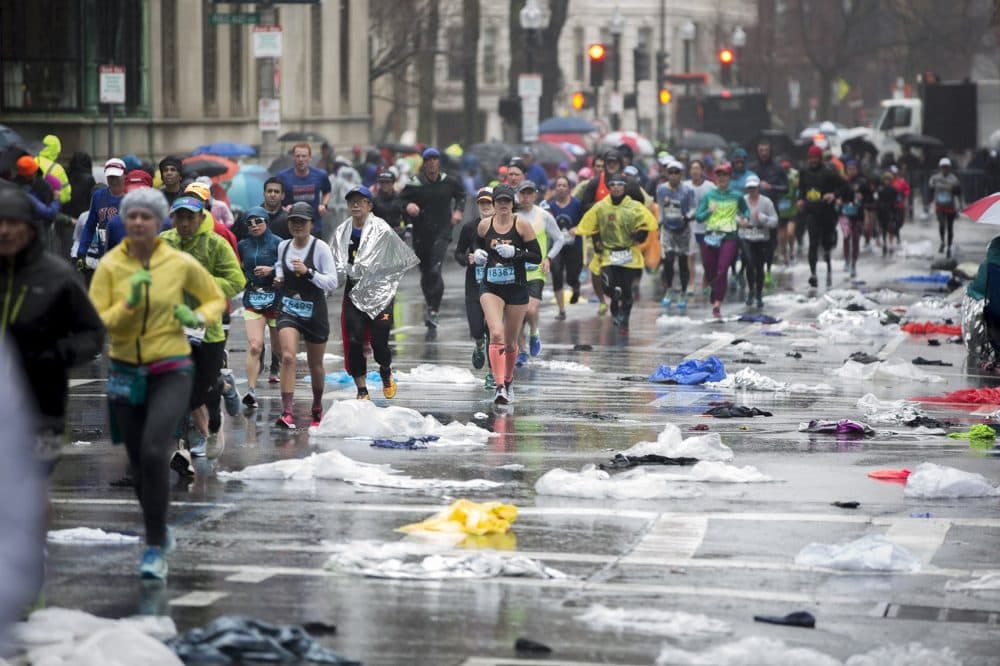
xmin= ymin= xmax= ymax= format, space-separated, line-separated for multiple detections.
xmin=588 ymin=43 xmax=607 ymax=62
xmin=718 ymin=48 xmax=734 ymax=64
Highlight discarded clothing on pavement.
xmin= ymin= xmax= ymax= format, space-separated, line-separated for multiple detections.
xmin=867 ymin=468 xmax=911 ymax=482
xmin=831 ymin=501 xmax=860 ymax=509
xmin=946 ymin=424 xmax=996 ymax=445
xmin=649 ymin=356 xmax=726 ymax=385
xmin=912 ymin=357 xmax=952 ymax=366
xmin=738 ymin=313 xmax=781 ymax=324
xmin=795 ymin=534 xmax=922 ymax=572
xmin=856 ymin=393 xmax=946 ymax=428
xmin=514 ymin=638 xmax=552 ymax=654
xmin=753 ymin=611 xmax=816 ymax=628
xmin=703 ymin=403 xmax=773 ymax=418
xmin=848 ymin=351 xmax=880 ymax=364
xmin=896 ymin=273 xmax=951 ymax=284
xmin=915 ymin=387 xmax=1000 ymax=406
xmin=901 ymin=322 xmax=962 ymax=336
xmin=708 ymin=367 xmax=833 ymax=394
xmin=799 ymin=419 xmax=875 ymax=436
xmin=325 ymin=540 xmax=567 ymax=580
xmin=576 ymin=604 xmax=731 ymax=640
xmin=599 ymin=453 xmax=699 ymax=470
xmin=310 ymin=400 xmax=492 ymax=446
xmin=567 ymin=410 xmax=621 ymax=421
xmin=833 ymin=359 xmax=944 ymax=383
xmin=816 ymin=309 xmax=895 ymax=345
xmin=397 ymin=499 xmax=518 ymax=536
xmin=622 ymin=424 xmax=734 ymax=461
xmin=47 ymin=527 xmax=140 ymax=544
xmin=903 ymin=462 xmax=1000 ymax=499
xmin=370 ymin=435 xmax=439 ymax=450
xmin=165 ymin=616 xmax=360 ymax=665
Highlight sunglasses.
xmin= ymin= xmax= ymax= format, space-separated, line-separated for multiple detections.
xmin=247 ymin=217 xmax=266 ymax=225
xmin=666 ymin=169 xmax=682 ymax=174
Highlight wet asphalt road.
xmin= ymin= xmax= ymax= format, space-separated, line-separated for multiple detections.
xmin=47 ymin=214 xmax=1000 ymax=665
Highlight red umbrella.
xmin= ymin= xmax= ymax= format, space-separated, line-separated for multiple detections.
xmin=181 ymin=154 xmax=240 ymax=182
xmin=539 ymin=132 xmax=589 ymax=149
xmin=963 ymin=192 xmax=1000 ymax=225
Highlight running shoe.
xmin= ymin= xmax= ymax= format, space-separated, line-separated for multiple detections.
xmin=268 ymin=372 xmax=280 ymax=385
xmin=242 ymin=389 xmax=258 ymax=409
xmin=529 ymin=335 xmax=541 ymax=357
xmin=310 ymin=407 xmax=323 ymax=428
xmin=745 ymin=295 xmax=754 ymax=306
xmin=597 ymin=302 xmax=608 ymax=316
xmin=425 ymin=310 xmax=439 ymax=328
xmin=380 ymin=367 xmax=397 ymax=399
xmin=661 ymin=293 xmax=672 ymax=308
xmin=484 ymin=372 xmax=496 ymax=391
xmin=677 ymin=298 xmax=687 ymax=313
xmin=515 ymin=351 xmax=528 ymax=367
xmin=494 ymin=384 xmax=509 ymax=405
xmin=220 ymin=370 xmax=241 ymax=416
xmin=756 ymin=297 xmax=764 ymax=309
xmin=138 ymin=546 xmax=167 ymax=581
xmin=205 ymin=431 xmax=225 ymax=459
xmin=169 ymin=449 xmax=194 ymax=478
xmin=275 ymin=412 xmax=296 ymax=429
xmin=504 ymin=383 xmax=514 ymax=404
xmin=356 ymin=388 xmax=370 ymax=401
xmin=569 ymin=289 xmax=580 ymax=304
xmin=472 ymin=342 xmax=486 ymax=369
xmin=189 ymin=434 xmax=207 ymax=458
xmin=808 ymin=275 xmax=818 ymax=288
xmin=555 ymin=311 xmax=566 ymax=320
xmin=163 ymin=528 xmax=176 ymax=555
xmin=712 ymin=305 xmax=721 ymax=319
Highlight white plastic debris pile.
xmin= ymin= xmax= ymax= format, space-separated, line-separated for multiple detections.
xmin=731 ymin=341 xmax=772 ymax=355
xmin=903 ymin=297 xmax=961 ymax=323
xmin=655 ymin=637 xmax=960 ymax=666
xmin=656 ymin=315 xmax=702 ymax=328
xmin=833 ymin=359 xmax=944 ymax=383
xmin=394 ymin=363 xmax=479 ymax=385
xmin=824 ymin=288 xmax=880 ymax=311
xmin=794 ymin=534 xmax=922 ymax=572
xmin=47 ymin=528 xmax=140 ymax=544
xmin=816 ymin=308 xmax=896 ymax=345
xmin=944 ymin=573 xmax=1000 ymax=592
xmin=708 ymin=367 xmax=833 ymax=394
xmin=898 ymin=239 xmax=937 ymax=258
xmin=325 ymin=540 xmax=566 ymax=580
xmin=868 ymin=288 xmax=906 ymax=304
xmin=218 ymin=449 xmax=502 ymax=492
xmin=10 ymin=607 xmax=179 ymax=666
xmin=622 ymin=424 xmax=734 ymax=461
xmin=575 ymin=604 xmax=731 ymax=640
xmin=856 ymin=393 xmax=928 ymax=425
xmin=310 ymin=399 xmax=493 ymax=446
xmin=903 ymin=463 xmax=1000 ymax=499
xmin=528 ymin=359 xmax=594 ymax=373
xmin=687 ymin=460 xmax=773 ymax=483
xmin=534 ymin=466 xmax=703 ymax=500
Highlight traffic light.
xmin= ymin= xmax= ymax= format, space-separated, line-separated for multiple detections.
xmin=633 ymin=47 xmax=650 ymax=82
xmin=570 ymin=91 xmax=594 ymax=110
xmin=656 ymin=49 xmax=670 ymax=84
xmin=588 ymin=43 xmax=607 ymax=87
xmin=718 ymin=48 xmax=734 ymax=85
xmin=659 ymin=88 xmax=672 ymax=105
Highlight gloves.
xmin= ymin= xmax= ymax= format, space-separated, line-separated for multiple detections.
xmin=126 ymin=269 xmax=152 ymax=308
xmin=494 ymin=243 xmax=516 ymax=259
xmin=472 ymin=249 xmax=489 ymax=265
xmin=173 ymin=304 xmax=201 ymax=328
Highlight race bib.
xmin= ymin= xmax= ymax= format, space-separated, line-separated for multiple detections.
xmin=486 ymin=265 xmax=516 ymax=284
xmin=704 ymin=233 xmax=724 ymax=248
xmin=842 ymin=202 xmax=858 ymax=216
xmin=282 ymin=296 xmax=314 ymax=319
xmin=475 ymin=266 xmax=485 ymax=282
xmin=806 ymin=188 xmax=822 ymax=202
xmin=609 ymin=249 xmax=633 ymax=266
xmin=936 ymin=191 xmax=953 ymax=205
xmin=247 ymin=289 xmax=276 ymax=310
xmin=107 ymin=365 xmax=147 ymax=405
xmin=778 ymin=199 xmax=792 ymax=212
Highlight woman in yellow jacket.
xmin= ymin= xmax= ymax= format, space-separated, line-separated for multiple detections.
xmin=89 ymin=188 xmax=225 ymax=581
xmin=572 ymin=174 xmax=657 ymax=335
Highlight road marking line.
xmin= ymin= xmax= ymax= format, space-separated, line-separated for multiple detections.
xmin=68 ymin=379 xmax=102 ymax=387
xmin=624 ymin=515 xmax=707 ymax=561
xmin=684 ymin=325 xmax=756 ymax=360
xmin=169 ymin=591 xmax=229 ymax=607
xmin=878 ymin=330 xmax=908 ymax=360
xmin=226 ymin=570 xmax=276 ymax=583
xmin=886 ymin=519 xmax=952 ymax=565
xmin=461 ymin=659 xmax=644 ymax=666
xmin=51 ymin=498 xmax=235 ymax=509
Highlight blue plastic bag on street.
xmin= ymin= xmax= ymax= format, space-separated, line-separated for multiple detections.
xmin=649 ymin=356 xmax=726 ymax=385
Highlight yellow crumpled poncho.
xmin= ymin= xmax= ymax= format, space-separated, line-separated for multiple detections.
xmin=397 ymin=499 xmax=518 ymax=536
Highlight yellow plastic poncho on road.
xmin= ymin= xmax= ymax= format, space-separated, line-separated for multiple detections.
xmin=397 ymin=499 xmax=518 ymax=536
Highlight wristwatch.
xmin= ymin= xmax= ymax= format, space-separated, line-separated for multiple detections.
xmin=306 ymin=268 xmax=315 ymax=279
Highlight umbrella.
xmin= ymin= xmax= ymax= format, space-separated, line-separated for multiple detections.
xmin=268 ymin=155 xmax=294 ymax=174
xmin=538 ymin=117 xmax=597 ymax=134
xmin=896 ymin=133 xmax=944 ymax=149
xmin=0 ymin=124 xmax=26 ymax=151
xmin=962 ymin=192 xmax=1000 ymax=225
xmin=526 ymin=141 xmax=573 ymax=166
xmin=181 ymin=155 xmax=239 ymax=181
xmin=0 ymin=145 xmax=28 ymax=177
xmin=277 ymin=130 xmax=328 ymax=143
xmin=539 ymin=132 xmax=590 ymax=149
xmin=841 ymin=135 xmax=878 ymax=159
xmin=224 ymin=164 xmax=270 ymax=213
xmin=674 ymin=132 xmax=728 ymax=152
xmin=601 ymin=131 xmax=655 ymax=156
xmin=377 ymin=143 xmax=420 ymax=154
xmin=192 ymin=142 xmax=257 ymax=157
xmin=468 ymin=142 xmax=517 ymax=173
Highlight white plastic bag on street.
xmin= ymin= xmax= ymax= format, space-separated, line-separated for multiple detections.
xmin=576 ymin=604 xmax=731 ymax=640
xmin=622 ymin=425 xmax=734 ymax=461
xmin=655 ymin=636 xmax=841 ymax=666
xmin=529 ymin=359 xmax=594 ymax=373
xmin=795 ymin=534 xmax=921 ymax=572
xmin=903 ymin=297 xmax=960 ymax=324
xmin=834 ymin=360 xmax=943 ymax=383
xmin=689 ymin=460 xmax=773 ymax=483
xmin=534 ymin=466 xmax=702 ymax=499
xmin=310 ymin=399 xmax=492 ymax=445
xmin=708 ymin=367 xmax=833 ymax=394
xmin=394 ymin=364 xmax=479 ymax=385
xmin=856 ymin=393 xmax=927 ymax=425
xmin=47 ymin=528 xmax=140 ymax=544
xmin=903 ymin=463 xmax=1000 ymax=499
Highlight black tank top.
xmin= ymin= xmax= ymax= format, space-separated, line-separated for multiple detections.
xmin=483 ymin=215 xmax=527 ymax=285
xmin=280 ymin=238 xmax=326 ymax=310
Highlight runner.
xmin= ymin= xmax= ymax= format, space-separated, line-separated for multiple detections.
xmin=514 ymin=180 xmax=563 ymax=366
xmin=928 ymin=157 xmax=962 ymax=258
xmin=695 ymin=163 xmax=750 ymax=318
xmin=573 ymin=174 xmax=657 ymax=334
xmin=841 ymin=160 xmax=869 ymax=278
xmin=578 ymin=151 xmax=625 ymax=316
xmin=740 ymin=176 xmax=778 ymax=309
xmin=76 ymin=157 xmax=126 ymax=282
xmin=332 ymin=186 xmax=418 ymax=401
xmin=797 ymin=145 xmax=844 ymax=289
xmin=683 ymin=159 xmax=716 ymax=301
xmin=455 ymin=187 xmax=496 ymax=387
xmin=542 ymin=176 xmax=584 ymax=320
xmin=273 ymin=202 xmax=338 ymax=428
xmin=473 ymin=184 xmax=542 ymax=405
xmin=656 ymin=160 xmax=696 ymax=311
xmin=89 ymin=187 xmax=225 ymax=579
xmin=237 ymin=206 xmax=281 ymax=409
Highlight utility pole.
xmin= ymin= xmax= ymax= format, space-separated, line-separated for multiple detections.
xmin=657 ymin=0 xmax=666 ymax=141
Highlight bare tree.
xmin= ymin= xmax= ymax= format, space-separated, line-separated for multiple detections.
xmin=462 ymin=0 xmax=481 ymax=145
xmin=416 ymin=0 xmax=440 ymax=142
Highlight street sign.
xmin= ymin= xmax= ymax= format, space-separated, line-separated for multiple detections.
xmin=99 ymin=65 xmax=126 ymax=104
xmin=608 ymin=91 xmax=624 ymax=114
xmin=518 ymin=73 xmax=542 ymax=99
xmin=521 ymin=95 xmax=539 ymax=143
xmin=210 ymin=12 xmax=260 ymax=24
xmin=253 ymin=25 xmax=282 ymax=58
xmin=259 ymin=98 xmax=280 ymax=131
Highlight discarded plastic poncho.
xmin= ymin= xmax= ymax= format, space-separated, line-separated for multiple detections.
xmin=397 ymin=499 xmax=518 ymax=536
xmin=799 ymin=419 xmax=875 ymax=436
xmin=903 ymin=462 xmax=1000 ymax=499
xmin=795 ymin=534 xmax=922 ymax=572
xmin=915 ymin=387 xmax=1000 ymax=406
xmin=946 ymin=424 xmax=996 ymax=446
xmin=648 ymin=356 xmax=726 ymax=385
xmin=901 ymin=322 xmax=962 ymax=335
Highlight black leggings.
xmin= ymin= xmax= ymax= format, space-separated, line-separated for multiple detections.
xmin=550 ymin=244 xmax=582 ymax=292
xmin=188 ymin=340 xmax=225 ymax=433
xmin=805 ymin=210 xmax=837 ymax=275
xmin=937 ymin=211 xmax=956 ymax=248
xmin=661 ymin=252 xmax=690 ymax=292
xmin=413 ymin=235 xmax=450 ymax=311
xmin=741 ymin=240 xmax=768 ymax=299
xmin=343 ymin=296 xmax=393 ymax=378
xmin=602 ymin=266 xmax=642 ymax=326
xmin=113 ymin=370 xmax=192 ymax=547
xmin=464 ymin=281 xmax=486 ymax=340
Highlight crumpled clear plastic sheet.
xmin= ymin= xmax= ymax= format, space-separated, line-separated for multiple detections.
xmin=856 ymin=393 xmax=927 ymax=425
xmin=217 ymin=449 xmax=502 ymax=492
xmin=961 ymin=292 xmax=993 ymax=363
xmin=10 ymin=607 xmax=179 ymax=666
xmin=656 ymin=315 xmax=702 ymax=328
xmin=868 ymin=288 xmax=906 ymax=303
xmin=833 ymin=359 xmax=944 ymax=383
xmin=575 ymin=604 xmax=731 ymax=640
xmin=310 ymin=399 xmax=492 ymax=446
xmin=816 ymin=309 xmax=897 ymax=345
xmin=324 ymin=539 xmax=567 ymax=580
xmin=394 ymin=363 xmax=479 ymax=385
xmin=944 ymin=572 xmax=1000 ymax=592
xmin=622 ymin=425 xmax=735 ymax=461
xmin=164 ymin=615 xmax=360 ymax=665
xmin=903 ymin=462 xmax=1000 ymax=499
xmin=898 ymin=239 xmax=937 ymax=258
xmin=655 ymin=637 xmax=961 ymax=666
xmin=528 ymin=359 xmax=594 ymax=373
xmin=903 ymin=297 xmax=960 ymax=324
xmin=685 ymin=460 xmax=773 ymax=483
xmin=794 ymin=534 xmax=922 ymax=572
xmin=397 ymin=499 xmax=518 ymax=536
xmin=824 ymin=289 xmax=879 ymax=311
xmin=46 ymin=528 xmax=140 ymax=544
xmin=534 ymin=466 xmax=703 ymax=499
xmin=708 ymin=367 xmax=833 ymax=394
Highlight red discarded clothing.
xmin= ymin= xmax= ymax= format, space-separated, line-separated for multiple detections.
xmin=868 ymin=469 xmax=911 ymax=483
xmin=901 ymin=322 xmax=962 ymax=335
xmin=915 ymin=388 xmax=1000 ymax=405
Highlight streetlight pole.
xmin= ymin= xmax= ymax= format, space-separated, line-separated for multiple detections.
xmin=609 ymin=6 xmax=624 ymax=131
xmin=680 ymin=20 xmax=695 ymax=98
xmin=518 ymin=0 xmax=548 ymax=144
xmin=731 ymin=25 xmax=746 ymax=87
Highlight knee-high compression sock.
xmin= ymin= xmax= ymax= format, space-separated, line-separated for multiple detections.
xmin=281 ymin=392 xmax=293 ymax=414
xmin=488 ymin=344 xmax=505 ymax=379
xmin=505 ymin=346 xmax=518 ymax=384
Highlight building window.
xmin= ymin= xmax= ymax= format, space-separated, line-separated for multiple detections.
xmin=483 ymin=25 xmax=498 ymax=84
xmin=202 ymin=0 xmax=218 ymax=115
xmin=339 ymin=0 xmax=350 ymax=97
xmin=573 ymin=26 xmax=584 ymax=82
xmin=0 ymin=1 xmax=82 ymax=111
xmin=162 ymin=0 xmax=177 ymax=116
xmin=310 ymin=3 xmax=322 ymax=110
xmin=230 ymin=13 xmax=244 ymax=116
xmin=447 ymin=27 xmax=463 ymax=81
xmin=636 ymin=26 xmax=652 ymax=81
